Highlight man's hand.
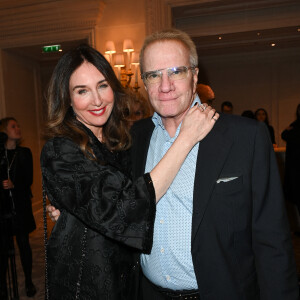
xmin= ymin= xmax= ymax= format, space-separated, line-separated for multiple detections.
xmin=46 ymin=204 xmax=60 ymax=222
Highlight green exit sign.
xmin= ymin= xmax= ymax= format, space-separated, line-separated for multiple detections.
xmin=42 ymin=45 xmax=61 ymax=53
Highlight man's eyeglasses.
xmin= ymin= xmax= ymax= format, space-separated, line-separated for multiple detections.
xmin=141 ymin=66 xmax=196 ymax=85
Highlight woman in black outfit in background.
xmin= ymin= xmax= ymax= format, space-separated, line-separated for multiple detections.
xmin=254 ymin=108 xmax=276 ymax=145
xmin=0 ymin=117 xmax=36 ymax=298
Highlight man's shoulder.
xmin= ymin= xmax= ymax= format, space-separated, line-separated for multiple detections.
xmin=219 ymin=113 xmax=259 ymax=131
xmin=214 ymin=113 xmax=265 ymax=143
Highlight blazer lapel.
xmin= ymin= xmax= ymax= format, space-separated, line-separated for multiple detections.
xmin=131 ymin=118 xmax=154 ymax=179
xmin=192 ymin=117 xmax=233 ymax=242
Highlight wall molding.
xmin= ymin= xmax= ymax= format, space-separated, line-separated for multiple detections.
xmin=0 ymin=0 xmax=104 ymax=48
xmin=145 ymin=0 xmax=216 ymax=34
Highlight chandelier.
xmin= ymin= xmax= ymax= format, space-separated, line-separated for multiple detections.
xmin=105 ymin=39 xmax=140 ymax=91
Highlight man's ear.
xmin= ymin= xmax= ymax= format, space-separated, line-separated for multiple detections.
xmin=192 ymin=68 xmax=199 ymax=93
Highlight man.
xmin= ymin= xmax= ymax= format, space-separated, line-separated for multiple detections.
xmin=221 ymin=100 xmax=233 ymax=114
xmin=48 ymin=29 xmax=299 ymax=299
xmin=130 ymin=29 xmax=298 ymax=299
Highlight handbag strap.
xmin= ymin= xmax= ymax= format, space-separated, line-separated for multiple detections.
xmin=42 ymin=184 xmax=49 ymax=300
xmin=75 ymin=226 xmax=88 ymax=299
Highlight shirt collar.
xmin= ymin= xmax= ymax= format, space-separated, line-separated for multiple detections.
xmin=152 ymin=94 xmax=201 ymax=130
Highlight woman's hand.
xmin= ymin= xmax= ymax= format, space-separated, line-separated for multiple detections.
xmin=180 ymin=103 xmax=219 ymax=147
xmin=2 ymin=178 xmax=14 ymax=189
xmin=46 ymin=204 xmax=61 ymax=222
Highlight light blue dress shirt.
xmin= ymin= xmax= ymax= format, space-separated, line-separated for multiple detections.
xmin=140 ymin=96 xmax=201 ymax=290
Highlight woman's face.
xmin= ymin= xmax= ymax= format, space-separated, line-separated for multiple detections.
xmin=69 ymin=61 xmax=115 ymax=138
xmin=5 ymin=119 xmax=21 ymax=141
xmin=256 ymin=110 xmax=267 ymax=122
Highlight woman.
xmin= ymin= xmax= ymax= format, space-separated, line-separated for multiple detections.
xmin=41 ymin=44 xmax=218 ymax=299
xmin=254 ymin=108 xmax=276 ymax=145
xmin=0 ymin=117 xmax=36 ymax=298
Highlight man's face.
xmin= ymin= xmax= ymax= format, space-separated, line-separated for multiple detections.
xmin=142 ymin=40 xmax=198 ymax=122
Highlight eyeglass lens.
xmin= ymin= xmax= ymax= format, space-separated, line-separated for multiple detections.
xmin=143 ymin=66 xmax=193 ymax=84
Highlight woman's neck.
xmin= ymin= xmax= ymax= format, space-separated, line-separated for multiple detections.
xmin=6 ymin=139 xmax=17 ymax=150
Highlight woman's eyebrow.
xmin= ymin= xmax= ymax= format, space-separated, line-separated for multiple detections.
xmin=72 ymin=80 xmax=107 ymax=90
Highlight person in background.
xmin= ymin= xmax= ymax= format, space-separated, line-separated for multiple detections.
xmin=254 ymin=108 xmax=276 ymax=145
xmin=221 ymin=101 xmax=233 ymax=114
xmin=241 ymin=110 xmax=255 ymax=119
xmin=0 ymin=117 xmax=36 ymax=298
xmin=124 ymin=89 xmax=153 ymax=127
xmin=196 ymin=83 xmax=215 ymax=106
xmin=41 ymin=44 xmax=217 ymax=299
xmin=281 ymin=104 xmax=300 ymax=223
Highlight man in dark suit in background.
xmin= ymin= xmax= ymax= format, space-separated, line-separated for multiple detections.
xmin=130 ymin=28 xmax=298 ymax=300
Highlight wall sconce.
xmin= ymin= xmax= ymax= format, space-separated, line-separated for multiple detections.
xmin=105 ymin=39 xmax=140 ymax=90
xmin=131 ymin=52 xmax=140 ymax=91
xmin=105 ymin=41 xmax=116 ymax=62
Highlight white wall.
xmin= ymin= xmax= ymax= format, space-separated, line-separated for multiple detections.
xmin=199 ymin=47 xmax=300 ymax=146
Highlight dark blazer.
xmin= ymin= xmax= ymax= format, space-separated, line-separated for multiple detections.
xmin=41 ymin=126 xmax=156 ymax=300
xmin=131 ymin=113 xmax=299 ymax=300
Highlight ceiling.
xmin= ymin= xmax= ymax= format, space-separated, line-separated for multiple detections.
xmin=0 ymin=0 xmax=104 ymax=62
xmin=1 ymin=0 xmax=300 ymax=61
xmin=172 ymin=0 xmax=300 ymax=56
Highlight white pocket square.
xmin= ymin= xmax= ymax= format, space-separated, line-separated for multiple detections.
xmin=216 ymin=177 xmax=238 ymax=183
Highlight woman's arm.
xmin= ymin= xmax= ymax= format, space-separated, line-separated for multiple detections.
xmin=46 ymin=105 xmax=218 ymax=216
xmin=150 ymin=105 xmax=217 ymax=201
xmin=43 ymin=105 xmax=218 ymax=249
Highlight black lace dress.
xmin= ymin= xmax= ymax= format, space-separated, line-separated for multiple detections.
xmin=40 ymin=126 xmax=156 ymax=300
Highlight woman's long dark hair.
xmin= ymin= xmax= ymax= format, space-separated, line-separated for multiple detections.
xmin=44 ymin=44 xmax=131 ymax=157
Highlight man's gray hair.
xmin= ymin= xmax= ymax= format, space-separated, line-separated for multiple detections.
xmin=139 ymin=28 xmax=198 ymax=74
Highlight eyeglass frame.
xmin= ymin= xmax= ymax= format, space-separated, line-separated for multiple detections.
xmin=141 ymin=66 xmax=197 ymax=85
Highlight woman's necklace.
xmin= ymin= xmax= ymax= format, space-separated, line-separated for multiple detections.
xmin=5 ymin=148 xmax=17 ymax=178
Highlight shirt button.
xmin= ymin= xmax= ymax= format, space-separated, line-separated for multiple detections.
xmin=160 ymin=219 xmax=164 ymax=224
xmin=161 ymin=248 xmax=164 ymax=253
xmin=166 ymin=275 xmax=170 ymax=281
